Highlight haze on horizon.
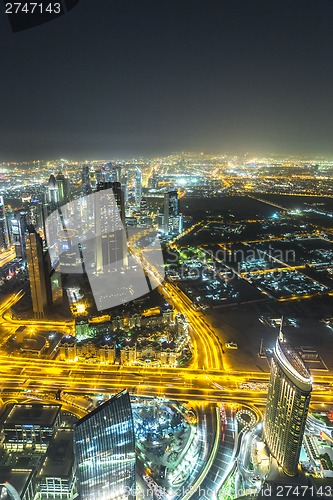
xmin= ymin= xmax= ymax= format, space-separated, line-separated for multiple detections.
xmin=1 ymin=0 xmax=333 ymax=161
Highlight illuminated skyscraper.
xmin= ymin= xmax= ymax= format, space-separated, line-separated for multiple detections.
xmin=56 ymin=172 xmax=71 ymax=205
xmin=0 ymin=196 xmax=9 ymax=250
xmin=10 ymin=212 xmax=27 ymax=259
xmin=74 ymin=389 xmax=136 ymax=499
xmin=115 ymin=165 xmax=122 ymax=183
xmin=27 ymin=201 xmax=44 ymax=231
xmin=26 ymin=225 xmax=51 ymax=318
xmin=105 ymin=163 xmax=122 ymax=183
xmin=95 ymin=181 xmax=128 ymax=273
xmin=163 ymin=190 xmax=182 ymax=235
xmin=47 ymin=174 xmax=59 ymax=204
xmin=81 ymin=164 xmax=91 ymax=195
xmin=90 ymin=167 xmax=97 ymax=191
xmin=263 ymin=330 xmax=312 ymax=476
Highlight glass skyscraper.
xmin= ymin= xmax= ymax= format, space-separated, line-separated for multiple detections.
xmin=263 ymin=330 xmax=312 ymax=476
xmin=74 ymin=390 xmax=136 ymax=499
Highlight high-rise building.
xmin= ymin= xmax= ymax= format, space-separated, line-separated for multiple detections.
xmin=47 ymin=174 xmax=59 ymax=204
xmin=95 ymin=167 xmax=103 ymax=185
xmin=27 ymin=201 xmax=43 ymax=231
xmin=73 ymin=389 xmax=136 ymax=499
xmin=95 ymin=182 xmax=128 ymax=273
xmin=41 ymin=202 xmax=55 ymax=249
xmin=10 ymin=212 xmax=27 ymax=259
xmin=122 ymin=181 xmax=129 ymax=213
xmin=263 ymin=330 xmax=312 ymax=476
xmin=90 ymin=168 xmax=97 ymax=191
xmin=82 ymin=164 xmax=91 ymax=195
xmin=50 ymin=269 xmax=63 ymax=305
xmin=56 ymin=172 xmax=71 ymax=205
xmin=163 ymin=190 xmax=182 ymax=235
xmin=105 ymin=163 xmax=122 ymax=183
xmin=114 ymin=165 xmax=122 ymax=183
xmin=26 ymin=225 xmax=51 ymax=318
xmin=135 ymin=167 xmax=142 ymax=206
xmin=0 ymin=196 xmax=9 ymax=250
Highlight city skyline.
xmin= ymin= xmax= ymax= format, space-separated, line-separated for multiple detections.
xmin=0 ymin=161 xmax=333 ymax=497
xmin=1 ymin=0 xmax=333 ymax=497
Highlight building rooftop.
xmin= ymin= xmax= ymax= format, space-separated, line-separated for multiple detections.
xmin=0 ymin=466 xmax=34 ymax=497
xmin=19 ymin=335 xmax=46 ymax=353
xmin=38 ymin=428 xmax=74 ymax=479
xmin=1 ymin=404 xmax=61 ymax=428
xmin=75 ymin=389 xmax=129 ymax=427
xmin=275 ymin=333 xmax=312 ymax=387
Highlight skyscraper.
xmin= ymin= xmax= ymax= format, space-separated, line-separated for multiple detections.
xmin=10 ymin=212 xmax=27 ymax=259
xmin=81 ymin=164 xmax=91 ymax=195
xmin=74 ymin=389 xmax=136 ymax=499
xmin=263 ymin=330 xmax=312 ymax=476
xmin=26 ymin=225 xmax=51 ymax=318
xmin=115 ymin=165 xmax=122 ymax=183
xmin=105 ymin=163 xmax=122 ymax=183
xmin=135 ymin=167 xmax=142 ymax=206
xmin=163 ymin=189 xmax=182 ymax=235
xmin=0 ymin=196 xmax=9 ymax=250
xmin=95 ymin=181 xmax=128 ymax=273
xmin=56 ymin=172 xmax=71 ymax=205
xmin=47 ymin=174 xmax=59 ymax=204
xmin=27 ymin=201 xmax=44 ymax=231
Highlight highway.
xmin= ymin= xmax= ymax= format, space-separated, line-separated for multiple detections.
xmin=0 ymin=290 xmax=25 ymax=315
xmin=1 ymin=311 xmax=74 ymax=333
xmin=0 ymin=291 xmax=75 ymax=347
xmin=0 ymin=356 xmax=332 ymax=408
xmin=0 ymin=247 xmax=16 ymax=268
xmin=137 ymin=249 xmax=225 ymax=371
xmin=198 ymin=406 xmax=237 ymax=500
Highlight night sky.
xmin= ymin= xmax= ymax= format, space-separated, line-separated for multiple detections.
xmin=1 ymin=0 xmax=333 ymax=160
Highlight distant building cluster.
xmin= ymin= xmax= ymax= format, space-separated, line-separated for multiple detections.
xmin=59 ymin=311 xmax=192 ymax=368
xmin=0 ymin=159 xmax=187 ymax=319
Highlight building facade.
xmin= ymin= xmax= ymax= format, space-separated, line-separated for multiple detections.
xmin=0 ymin=196 xmax=9 ymax=250
xmin=74 ymin=390 xmax=136 ymax=499
xmin=263 ymin=331 xmax=312 ymax=476
xmin=163 ymin=190 xmax=182 ymax=235
xmin=0 ymin=403 xmax=61 ymax=452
